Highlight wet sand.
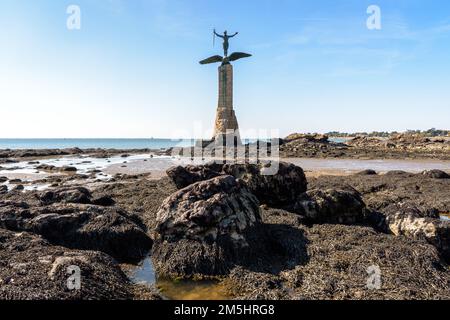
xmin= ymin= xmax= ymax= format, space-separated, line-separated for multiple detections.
xmin=287 ymin=157 xmax=450 ymax=175
xmin=106 ymin=156 xmax=450 ymax=177
xmin=2 ymin=154 xmax=450 ymax=188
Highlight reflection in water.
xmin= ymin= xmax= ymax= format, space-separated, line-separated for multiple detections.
xmin=441 ymin=213 xmax=450 ymax=221
xmin=131 ymin=257 xmax=156 ymax=285
xmin=157 ymin=279 xmax=230 ymax=301
xmin=129 ymin=257 xmax=230 ymax=300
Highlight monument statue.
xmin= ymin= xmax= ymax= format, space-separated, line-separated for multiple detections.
xmin=199 ymin=30 xmax=252 ymax=145
xmin=214 ymin=29 xmax=238 ymax=57
xmin=200 ymin=30 xmax=252 ymax=66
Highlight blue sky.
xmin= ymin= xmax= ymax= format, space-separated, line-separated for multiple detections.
xmin=0 ymin=0 xmax=449 ymax=138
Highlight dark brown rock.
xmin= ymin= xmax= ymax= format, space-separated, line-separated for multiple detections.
xmin=222 ymin=162 xmax=307 ymax=207
xmin=375 ymin=204 xmax=450 ymax=262
xmin=13 ymin=185 xmax=24 ymax=191
xmin=166 ymin=161 xmax=307 ymax=207
xmin=0 ymin=229 xmax=134 ymax=300
xmin=224 ymin=221 xmax=450 ymax=300
xmin=0 ymin=202 xmax=152 ymax=263
xmin=61 ymin=166 xmax=77 ymax=172
xmin=421 ymin=170 xmax=450 ymax=179
xmin=292 ymin=189 xmax=366 ymax=224
xmin=39 ymin=187 xmax=92 ymax=205
xmin=155 ymin=175 xmax=260 ymax=243
xmin=152 ymin=175 xmax=262 ymax=277
xmin=356 ymin=169 xmax=377 ymax=175
xmin=36 ymin=164 xmax=56 ymax=171
xmin=166 ymin=163 xmax=222 ymax=189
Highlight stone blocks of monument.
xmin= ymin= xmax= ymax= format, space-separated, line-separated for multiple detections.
xmin=213 ymin=63 xmax=241 ymax=145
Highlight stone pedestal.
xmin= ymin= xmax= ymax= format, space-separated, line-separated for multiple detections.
xmin=213 ymin=64 xmax=241 ymax=145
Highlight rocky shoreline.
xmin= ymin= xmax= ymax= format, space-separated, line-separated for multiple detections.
xmin=1 ymin=154 xmax=449 ymax=300
xmin=279 ymin=133 xmax=450 ymax=160
xmin=0 ymin=148 xmax=169 ymax=162
xmin=1 ymin=132 xmax=450 ymax=165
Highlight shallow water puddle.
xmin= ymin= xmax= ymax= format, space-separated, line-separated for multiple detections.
xmin=129 ymin=257 xmax=230 ymax=300
xmin=157 ymin=279 xmax=230 ymax=301
xmin=440 ymin=213 xmax=450 ymax=221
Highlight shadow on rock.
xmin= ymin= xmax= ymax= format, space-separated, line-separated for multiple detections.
xmin=249 ymin=223 xmax=309 ymax=274
xmin=152 ymin=224 xmax=309 ymax=278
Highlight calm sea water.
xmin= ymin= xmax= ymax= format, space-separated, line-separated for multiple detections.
xmin=0 ymin=139 xmax=194 ymax=150
xmin=0 ymin=138 xmax=261 ymax=150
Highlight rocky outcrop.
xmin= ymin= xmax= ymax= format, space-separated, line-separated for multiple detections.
xmin=421 ymin=170 xmax=450 ymax=179
xmin=291 ymin=189 xmax=366 ymax=224
xmin=166 ymin=163 xmax=222 ymax=189
xmin=0 ymin=200 xmax=152 ymax=263
xmin=221 ymin=162 xmax=307 ymax=207
xmin=280 ymin=135 xmax=349 ymax=159
xmin=39 ymin=187 xmax=116 ymax=207
xmin=152 ymin=175 xmax=262 ymax=277
xmin=347 ymin=134 xmax=450 ymax=153
xmin=61 ymin=166 xmax=77 ymax=172
xmin=91 ymin=177 xmax=178 ymax=233
xmin=283 ymin=133 xmax=329 ymax=144
xmin=223 ymin=221 xmax=450 ymax=300
xmin=278 ymin=132 xmax=450 ymax=160
xmin=356 ymin=169 xmax=377 ymax=176
xmin=381 ymin=206 xmax=450 ymax=261
xmin=0 ymin=148 xmax=168 ymax=160
xmin=39 ymin=187 xmax=92 ymax=205
xmin=155 ymin=175 xmax=260 ymax=243
xmin=36 ymin=164 xmax=77 ymax=173
xmin=0 ymin=229 xmax=135 ymax=300
xmin=308 ymin=172 xmax=450 ymax=261
xmin=309 ymin=170 xmax=450 ymax=214
xmin=166 ymin=162 xmax=307 ymax=207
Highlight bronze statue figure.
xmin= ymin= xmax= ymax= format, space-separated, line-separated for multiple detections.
xmin=200 ymin=29 xmax=252 ymax=66
xmin=214 ymin=29 xmax=238 ymax=57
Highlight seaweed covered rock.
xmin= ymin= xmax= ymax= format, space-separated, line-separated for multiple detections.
xmin=39 ymin=187 xmax=92 ymax=205
xmin=292 ymin=189 xmax=366 ymax=224
xmin=152 ymin=175 xmax=262 ymax=277
xmin=356 ymin=169 xmax=377 ymax=176
xmin=221 ymin=162 xmax=307 ymax=207
xmin=384 ymin=210 xmax=450 ymax=262
xmin=283 ymin=133 xmax=329 ymax=144
xmin=166 ymin=163 xmax=222 ymax=189
xmin=0 ymin=229 xmax=134 ymax=300
xmin=224 ymin=224 xmax=450 ymax=300
xmin=308 ymin=170 xmax=450 ymax=214
xmin=421 ymin=170 xmax=450 ymax=179
xmin=166 ymin=161 xmax=307 ymax=207
xmin=0 ymin=202 xmax=152 ymax=262
xmin=38 ymin=186 xmax=115 ymax=207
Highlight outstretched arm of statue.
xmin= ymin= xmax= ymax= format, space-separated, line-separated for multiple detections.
xmin=214 ymin=30 xmax=224 ymax=38
xmin=229 ymin=32 xmax=239 ymax=37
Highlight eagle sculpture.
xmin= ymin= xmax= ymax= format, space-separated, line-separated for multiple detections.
xmin=199 ymin=52 xmax=252 ymax=66
xmin=200 ymin=30 xmax=251 ymax=65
